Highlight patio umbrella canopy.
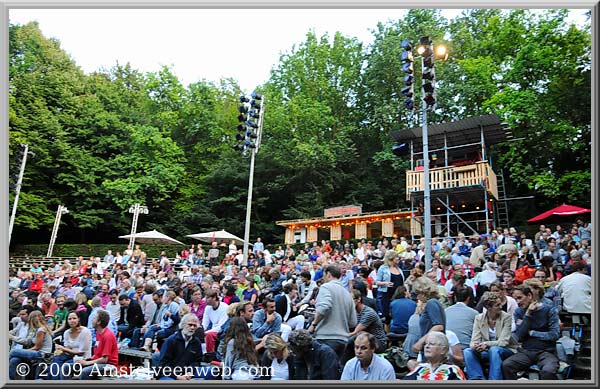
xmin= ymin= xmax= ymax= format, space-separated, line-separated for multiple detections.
xmin=527 ymin=204 xmax=591 ymax=224
xmin=119 ymin=229 xmax=185 ymax=245
xmin=186 ymin=229 xmax=252 ymax=246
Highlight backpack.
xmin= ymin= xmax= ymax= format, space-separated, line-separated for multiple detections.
xmin=384 ymin=346 xmax=410 ymax=371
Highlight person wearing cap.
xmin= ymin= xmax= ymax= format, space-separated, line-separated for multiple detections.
xmin=179 ymin=265 xmax=192 ymax=283
xmin=288 ymin=329 xmax=341 ymax=380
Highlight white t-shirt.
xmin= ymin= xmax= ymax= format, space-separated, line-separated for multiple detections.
xmin=228 ymin=244 xmax=237 ymax=255
xmin=270 ymin=358 xmax=289 ymax=380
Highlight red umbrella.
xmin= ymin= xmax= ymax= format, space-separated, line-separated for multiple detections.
xmin=528 ymin=204 xmax=591 ymax=223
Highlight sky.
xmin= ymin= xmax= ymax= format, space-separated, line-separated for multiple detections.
xmin=9 ymin=8 xmax=590 ymax=94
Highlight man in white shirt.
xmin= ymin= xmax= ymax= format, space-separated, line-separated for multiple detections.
xmin=556 ymin=261 xmax=591 ymax=314
xmin=179 ymin=265 xmax=192 ymax=283
xmin=202 ymin=289 xmax=229 ymax=353
xmin=9 ymin=306 xmax=33 ymax=351
xmin=105 ymin=289 xmax=121 ymax=323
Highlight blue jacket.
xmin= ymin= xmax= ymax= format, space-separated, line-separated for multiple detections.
xmin=252 ymin=308 xmax=282 ymax=339
xmin=376 ymin=265 xmax=392 ymax=292
xmin=513 ymin=303 xmax=560 ymax=352
xmin=158 ymin=330 xmax=203 ymax=378
xmin=269 ymin=276 xmax=284 ymax=296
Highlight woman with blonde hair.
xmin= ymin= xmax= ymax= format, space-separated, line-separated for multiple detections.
xmin=258 ymin=333 xmax=295 ymax=380
xmin=75 ymin=292 xmax=92 ymax=326
xmin=410 ymin=276 xmax=445 ymax=357
xmin=376 ymin=250 xmax=404 ymax=323
xmin=9 ymin=310 xmax=54 ymax=379
xmin=463 ymin=292 xmax=518 ymax=380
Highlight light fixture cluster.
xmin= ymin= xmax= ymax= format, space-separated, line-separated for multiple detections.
xmin=234 ymin=91 xmax=264 ymax=153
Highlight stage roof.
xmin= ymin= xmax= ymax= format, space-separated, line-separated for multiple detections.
xmin=390 ymin=114 xmax=513 ymax=153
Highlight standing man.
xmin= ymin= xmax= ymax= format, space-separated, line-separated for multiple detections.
xmin=253 ymin=237 xmax=265 ymax=256
xmin=309 ymin=263 xmax=357 ymax=359
xmin=502 ymin=284 xmax=560 ymax=380
xmin=208 ymin=242 xmax=221 ymax=267
xmin=341 ymin=332 xmax=396 ymax=380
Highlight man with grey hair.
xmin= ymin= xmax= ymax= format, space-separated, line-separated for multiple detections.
xmin=157 ymin=313 xmax=204 ymax=380
xmin=88 ymin=296 xmax=118 ymax=344
xmin=309 ymin=263 xmax=357 ymax=359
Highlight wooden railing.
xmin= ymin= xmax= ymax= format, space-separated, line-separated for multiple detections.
xmin=406 ymin=161 xmax=498 ymax=200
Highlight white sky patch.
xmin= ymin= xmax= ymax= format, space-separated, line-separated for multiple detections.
xmin=9 ymin=8 xmax=588 ymax=93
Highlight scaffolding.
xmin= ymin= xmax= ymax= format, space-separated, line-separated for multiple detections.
xmin=391 ymin=114 xmax=513 ymax=239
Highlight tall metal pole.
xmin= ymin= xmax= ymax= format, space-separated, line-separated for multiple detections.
xmin=421 ymin=98 xmax=432 ymax=270
xmin=9 ymin=144 xmax=30 ymax=245
xmin=242 ymin=95 xmax=265 ymax=263
xmin=242 ymin=150 xmax=256 ymax=263
xmin=47 ymin=205 xmax=68 ymax=258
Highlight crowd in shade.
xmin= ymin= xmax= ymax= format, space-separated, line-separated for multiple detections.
xmin=8 ymin=218 xmax=592 ymax=380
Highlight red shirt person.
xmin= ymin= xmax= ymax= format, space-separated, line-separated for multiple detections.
xmin=28 ymin=273 xmax=45 ymax=294
xmin=76 ymin=309 xmax=118 ymax=380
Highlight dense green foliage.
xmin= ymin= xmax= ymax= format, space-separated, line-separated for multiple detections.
xmin=8 ymin=9 xmax=591 ymax=247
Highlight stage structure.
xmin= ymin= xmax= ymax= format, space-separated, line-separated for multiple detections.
xmin=277 ymin=114 xmax=512 ymax=245
xmin=391 ymin=114 xmax=513 ymax=238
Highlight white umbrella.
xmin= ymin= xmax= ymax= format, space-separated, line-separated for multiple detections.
xmin=119 ymin=229 xmax=185 ymax=245
xmin=186 ymin=229 xmax=252 ymax=246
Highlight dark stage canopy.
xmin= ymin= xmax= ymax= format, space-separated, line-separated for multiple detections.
xmin=390 ymin=114 xmax=513 ymax=153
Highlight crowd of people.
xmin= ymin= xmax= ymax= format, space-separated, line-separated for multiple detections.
xmin=8 ymin=218 xmax=592 ymax=381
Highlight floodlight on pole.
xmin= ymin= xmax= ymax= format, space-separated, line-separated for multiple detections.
xmin=128 ymin=203 xmax=148 ymax=249
xmin=394 ymin=36 xmax=447 ymax=271
xmin=234 ymin=90 xmax=266 ymax=265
